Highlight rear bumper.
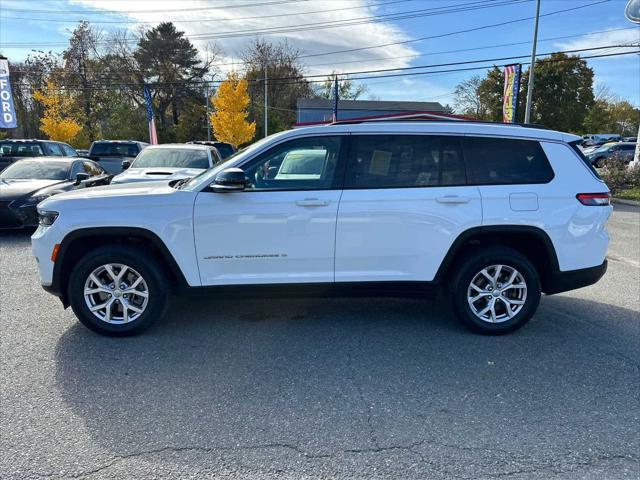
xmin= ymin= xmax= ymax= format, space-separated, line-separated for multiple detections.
xmin=543 ymin=260 xmax=607 ymax=295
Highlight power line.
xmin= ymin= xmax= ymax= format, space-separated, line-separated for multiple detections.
xmin=296 ymin=0 xmax=612 ymax=59
xmin=304 ymin=26 xmax=640 ymax=68
xmin=14 ymin=45 xmax=638 ymax=90
xmin=0 ymin=0 xmax=312 ymax=15
xmin=0 ymin=0 xmax=531 ymax=47
xmin=0 ymin=0 xmax=415 ymax=24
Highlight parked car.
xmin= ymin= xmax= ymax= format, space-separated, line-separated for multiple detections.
xmin=76 ymin=149 xmax=90 ymax=157
xmin=110 ymin=144 xmax=222 ymax=185
xmin=87 ymin=140 xmax=148 ymax=174
xmin=581 ymin=134 xmax=621 ymax=147
xmin=0 ymin=157 xmax=110 ymax=229
xmin=188 ymin=140 xmax=236 ymax=159
xmin=0 ymin=139 xmax=78 ymax=171
xmin=33 ymin=121 xmax=611 ymax=336
xmin=622 ymin=136 xmax=637 ymax=143
xmin=587 ymin=142 xmax=636 ymax=167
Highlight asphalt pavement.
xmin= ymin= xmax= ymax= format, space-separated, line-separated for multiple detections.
xmin=1 ymin=205 xmax=638 ymax=479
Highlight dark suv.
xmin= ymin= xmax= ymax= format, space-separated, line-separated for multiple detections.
xmin=188 ymin=141 xmax=236 ymax=159
xmin=0 ymin=139 xmax=78 ymax=171
xmin=88 ymin=140 xmax=148 ymax=174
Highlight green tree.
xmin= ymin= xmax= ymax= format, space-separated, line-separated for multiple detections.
xmin=242 ymin=39 xmax=314 ymax=137
xmin=315 ymin=73 xmax=367 ymax=101
xmin=518 ymin=53 xmax=594 ymax=131
xmin=134 ymin=23 xmax=211 ymax=127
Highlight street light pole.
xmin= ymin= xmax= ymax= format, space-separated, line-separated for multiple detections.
xmin=524 ymin=0 xmax=541 ymax=124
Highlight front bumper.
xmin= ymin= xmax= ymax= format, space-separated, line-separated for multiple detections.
xmin=0 ymin=201 xmax=38 ymax=229
xmin=543 ymin=260 xmax=608 ymax=295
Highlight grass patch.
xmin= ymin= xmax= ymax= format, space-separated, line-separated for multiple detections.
xmin=615 ymin=188 xmax=640 ymax=202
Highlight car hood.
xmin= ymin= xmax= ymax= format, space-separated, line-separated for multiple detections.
xmin=111 ymin=167 xmax=205 ymax=184
xmin=0 ymin=179 xmax=64 ymax=201
xmin=38 ymin=182 xmax=178 ymax=209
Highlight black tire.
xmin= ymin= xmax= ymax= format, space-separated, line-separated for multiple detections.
xmin=68 ymin=245 xmax=170 ymax=336
xmin=449 ymin=247 xmax=541 ymax=335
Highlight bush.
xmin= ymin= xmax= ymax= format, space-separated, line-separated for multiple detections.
xmin=599 ymin=154 xmax=639 ymax=195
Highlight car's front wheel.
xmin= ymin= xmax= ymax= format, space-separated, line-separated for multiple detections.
xmin=68 ymin=245 xmax=169 ymax=336
xmin=450 ymin=247 xmax=541 ymax=335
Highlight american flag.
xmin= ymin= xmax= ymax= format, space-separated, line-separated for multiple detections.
xmin=143 ymin=85 xmax=158 ymax=145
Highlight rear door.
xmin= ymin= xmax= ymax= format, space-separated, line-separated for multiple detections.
xmin=335 ymin=134 xmax=482 ymax=283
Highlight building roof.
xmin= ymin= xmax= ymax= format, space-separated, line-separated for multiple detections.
xmin=297 ymin=98 xmax=445 ymax=112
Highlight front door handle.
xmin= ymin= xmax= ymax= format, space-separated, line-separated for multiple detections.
xmin=296 ymin=198 xmax=330 ymax=207
xmin=436 ymin=195 xmax=470 ymax=204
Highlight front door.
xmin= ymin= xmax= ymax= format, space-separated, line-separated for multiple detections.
xmin=194 ymin=135 xmax=346 ymax=286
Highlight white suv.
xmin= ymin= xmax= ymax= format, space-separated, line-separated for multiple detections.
xmin=31 ymin=122 xmax=612 ymax=336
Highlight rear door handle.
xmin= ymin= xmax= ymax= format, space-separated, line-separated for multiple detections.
xmin=296 ymin=198 xmax=330 ymax=207
xmin=436 ymin=195 xmax=470 ymax=204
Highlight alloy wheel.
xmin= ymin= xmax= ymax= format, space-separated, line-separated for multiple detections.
xmin=83 ymin=263 xmax=149 ymax=324
xmin=467 ymin=264 xmax=527 ymax=323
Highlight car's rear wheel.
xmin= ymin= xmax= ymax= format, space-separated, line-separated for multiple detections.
xmin=68 ymin=245 xmax=169 ymax=336
xmin=450 ymin=247 xmax=541 ymax=335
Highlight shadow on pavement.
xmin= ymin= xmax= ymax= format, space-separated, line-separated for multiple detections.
xmin=53 ymin=294 xmax=639 ymax=475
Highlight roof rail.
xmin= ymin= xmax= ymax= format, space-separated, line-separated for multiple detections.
xmin=329 ymin=117 xmax=553 ymax=130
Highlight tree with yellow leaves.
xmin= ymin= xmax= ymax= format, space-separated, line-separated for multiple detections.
xmin=209 ymin=73 xmax=256 ymax=148
xmin=33 ymin=81 xmax=82 ymax=144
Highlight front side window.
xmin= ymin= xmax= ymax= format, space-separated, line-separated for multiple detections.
xmin=83 ymin=161 xmax=104 ymax=176
xmin=345 ymin=135 xmax=466 ymax=189
xmin=242 ymin=136 xmax=344 ymax=191
xmin=132 ymin=148 xmax=210 ymax=169
xmin=463 ymin=137 xmax=554 ymax=185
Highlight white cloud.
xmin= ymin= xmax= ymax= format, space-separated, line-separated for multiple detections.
xmin=555 ymin=27 xmax=640 ymax=58
xmin=69 ymin=0 xmax=419 ymax=77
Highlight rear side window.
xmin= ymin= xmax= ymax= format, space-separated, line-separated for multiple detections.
xmin=44 ymin=143 xmax=64 ymax=156
xmin=345 ymin=135 xmax=466 ymax=189
xmin=463 ymin=137 xmax=554 ymax=185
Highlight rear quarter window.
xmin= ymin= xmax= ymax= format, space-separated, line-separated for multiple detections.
xmin=568 ymin=140 xmax=602 ymax=180
xmin=463 ymin=136 xmax=554 ymax=185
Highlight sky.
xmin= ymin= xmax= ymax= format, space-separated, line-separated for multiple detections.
xmin=0 ymin=0 xmax=638 ymax=108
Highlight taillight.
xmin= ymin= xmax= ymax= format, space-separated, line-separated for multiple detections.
xmin=576 ymin=193 xmax=611 ymax=206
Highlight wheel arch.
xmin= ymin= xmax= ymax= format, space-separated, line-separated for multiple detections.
xmin=434 ymin=225 xmax=560 ymax=293
xmin=51 ymin=227 xmax=188 ymax=307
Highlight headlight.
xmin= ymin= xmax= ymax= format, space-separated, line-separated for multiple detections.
xmin=25 ymin=193 xmax=53 ymax=205
xmin=38 ymin=210 xmax=59 ymax=226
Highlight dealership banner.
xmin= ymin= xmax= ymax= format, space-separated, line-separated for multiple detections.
xmin=502 ymin=64 xmax=521 ymax=124
xmin=0 ymin=58 xmax=17 ymax=129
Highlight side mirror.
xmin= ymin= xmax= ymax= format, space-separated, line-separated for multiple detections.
xmin=74 ymin=172 xmax=90 ymax=185
xmin=122 ymin=159 xmax=131 ymax=170
xmin=210 ymin=168 xmax=246 ymax=192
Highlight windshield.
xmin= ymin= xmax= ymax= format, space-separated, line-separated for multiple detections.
xmin=0 ymin=159 xmax=70 ymax=180
xmin=132 ymin=148 xmax=210 ymax=169
xmin=90 ymin=142 xmax=140 ymax=157
xmin=0 ymin=142 xmax=44 ymax=157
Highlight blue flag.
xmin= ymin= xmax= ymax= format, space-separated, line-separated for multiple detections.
xmin=0 ymin=58 xmax=18 ymax=129
xmin=143 ymin=85 xmax=158 ymax=144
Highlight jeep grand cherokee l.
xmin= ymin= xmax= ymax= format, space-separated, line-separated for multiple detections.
xmin=32 ymin=122 xmax=611 ymax=336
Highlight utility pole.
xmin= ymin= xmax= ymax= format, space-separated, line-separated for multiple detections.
xmin=264 ymin=64 xmax=268 ymax=138
xmin=524 ymin=0 xmax=541 ymax=124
